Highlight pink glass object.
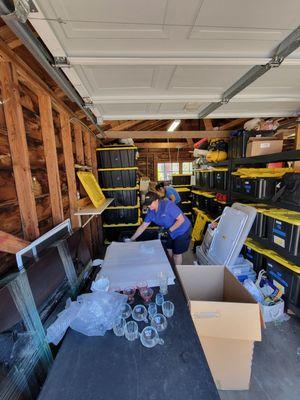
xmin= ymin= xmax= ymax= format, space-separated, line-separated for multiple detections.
xmin=123 ymin=287 xmax=136 ymax=304
xmin=139 ymin=287 xmax=154 ymax=303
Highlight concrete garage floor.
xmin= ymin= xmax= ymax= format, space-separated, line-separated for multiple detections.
xmin=182 ymin=249 xmax=300 ymax=400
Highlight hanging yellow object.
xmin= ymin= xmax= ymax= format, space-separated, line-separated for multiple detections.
xmin=77 ymin=171 xmax=106 ymax=208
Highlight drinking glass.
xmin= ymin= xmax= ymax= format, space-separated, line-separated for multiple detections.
xmin=139 ymin=287 xmax=154 ymax=303
xmin=140 ymin=326 xmax=164 ymax=348
xmin=124 ymin=321 xmax=139 ymax=341
xmin=151 ymin=313 xmax=168 ymax=332
xmin=132 ymin=305 xmax=148 ymax=322
xmin=158 ymin=272 xmax=168 ymax=295
xmin=162 ymin=301 xmax=175 ymax=318
xmin=121 ymin=303 xmax=132 ymax=319
xmin=155 ymin=293 xmax=164 ymax=306
xmin=123 ymin=287 xmax=136 ymax=304
xmin=147 ymin=302 xmax=157 ymax=319
xmin=113 ymin=317 xmax=126 ymax=337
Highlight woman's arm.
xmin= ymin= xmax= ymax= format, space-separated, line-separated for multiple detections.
xmin=130 ymin=221 xmax=151 ymax=241
xmin=169 ymin=214 xmax=185 ymax=233
xmin=169 ymin=194 xmax=176 ymax=202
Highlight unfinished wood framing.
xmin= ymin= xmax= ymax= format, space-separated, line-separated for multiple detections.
xmin=83 ymin=129 xmax=92 ymax=167
xmin=0 ymin=230 xmax=29 ymax=254
xmin=74 ymin=122 xmax=85 ymax=165
xmin=38 ymin=94 xmax=64 ymax=225
xmin=136 ymin=142 xmax=189 ymax=149
xmin=0 ymin=61 xmax=39 ymax=241
xmin=105 ymin=130 xmax=230 ymax=139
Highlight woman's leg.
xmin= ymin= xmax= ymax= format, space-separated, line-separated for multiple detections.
xmin=167 ymin=249 xmax=173 ymax=259
xmin=173 ymin=253 xmax=182 ymax=265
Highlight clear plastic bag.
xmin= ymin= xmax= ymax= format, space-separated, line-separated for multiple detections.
xmin=46 ymin=292 xmax=128 ymax=344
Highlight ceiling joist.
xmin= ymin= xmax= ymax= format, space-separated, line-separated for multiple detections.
xmin=104 ymin=131 xmax=230 ymax=139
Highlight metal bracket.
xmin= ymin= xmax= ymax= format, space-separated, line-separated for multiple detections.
xmin=268 ymin=56 xmax=284 ymax=68
xmin=221 ymin=97 xmax=229 ymax=105
xmin=82 ymin=97 xmax=94 ymax=109
xmin=52 ymin=56 xmax=70 ymax=68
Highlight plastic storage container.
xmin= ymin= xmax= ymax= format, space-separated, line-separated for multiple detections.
xmin=98 ymin=167 xmax=138 ymax=188
xmin=197 ymin=170 xmax=214 ymax=190
xmin=242 ymin=244 xmax=264 ymax=274
xmin=175 ymin=187 xmax=191 ymax=202
xmin=181 ymin=201 xmax=192 ymax=213
xmin=102 ymin=206 xmax=139 ymax=225
xmin=101 ymin=187 xmax=138 ymax=207
xmin=265 ymin=255 xmax=300 ymax=317
xmin=267 ymin=213 xmax=300 ymax=263
xmin=97 ymin=146 xmax=137 ymax=168
xmin=213 ymin=169 xmax=228 ymax=191
xmin=232 ymin=176 xmax=279 ymax=201
xmin=172 ymin=174 xmax=191 ymax=186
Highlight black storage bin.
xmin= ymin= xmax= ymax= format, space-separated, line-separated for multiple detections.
xmin=213 ymin=170 xmax=228 ymax=191
xmin=102 ymin=188 xmax=138 ymax=207
xmin=250 ymin=211 xmax=268 ymax=238
xmin=197 ymin=171 xmax=214 ymax=190
xmin=265 ymin=256 xmax=300 ymax=317
xmin=172 ymin=175 xmax=191 ymax=186
xmin=97 ymin=147 xmax=137 ymax=168
xmin=99 ymin=168 xmax=137 ymax=188
xmin=181 ymin=202 xmax=192 ymax=213
xmin=195 ymin=171 xmax=201 ymax=186
xmin=267 ymin=215 xmax=300 ymax=262
xmin=176 ymin=188 xmax=191 ymax=202
xmin=233 ymin=177 xmax=279 ymax=201
xmin=242 ymin=245 xmax=264 ymax=274
xmin=103 ymin=207 xmax=139 ymax=225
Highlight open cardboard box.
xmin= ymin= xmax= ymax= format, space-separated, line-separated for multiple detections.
xmin=176 ymin=265 xmax=262 ymax=390
xmin=246 ymin=136 xmax=283 ymax=157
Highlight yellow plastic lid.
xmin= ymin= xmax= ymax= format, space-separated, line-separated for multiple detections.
xmin=77 ymin=171 xmax=105 ymax=208
xmin=101 ymin=185 xmax=139 ymax=191
xmin=175 ymin=187 xmax=191 ymax=192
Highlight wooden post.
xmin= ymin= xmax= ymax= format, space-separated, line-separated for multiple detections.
xmin=60 ymin=112 xmax=79 ymax=228
xmin=0 ymin=61 xmax=39 ymax=240
xmin=74 ymin=122 xmax=84 ymax=165
xmin=83 ymin=130 xmax=92 ymax=167
xmin=38 ymin=94 xmax=64 ymax=225
xmin=90 ymin=134 xmax=98 ymax=180
xmin=154 ymin=154 xmax=158 ymax=181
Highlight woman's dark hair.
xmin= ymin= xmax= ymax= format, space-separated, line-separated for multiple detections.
xmin=144 ymin=191 xmax=160 ymax=206
xmin=155 ymin=182 xmax=164 ymax=191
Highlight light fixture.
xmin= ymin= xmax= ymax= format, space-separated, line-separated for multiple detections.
xmin=167 ymin=119 xmax=181 ymax=132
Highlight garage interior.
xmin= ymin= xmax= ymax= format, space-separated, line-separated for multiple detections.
xmin=0 ymin=1 xmax=300 ymax=400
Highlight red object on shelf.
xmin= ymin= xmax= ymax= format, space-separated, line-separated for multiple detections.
xmin=267 ymin=162 xmax=284 ymax=168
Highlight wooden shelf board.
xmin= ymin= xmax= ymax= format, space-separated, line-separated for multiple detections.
xmin=75 ymin=198 xmax=114 ymax=216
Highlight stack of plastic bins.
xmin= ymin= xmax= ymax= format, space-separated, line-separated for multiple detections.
xmin=172 ymin=174 xmax=191 ymax=187
xmin=176 ymin=187 xmax=192 ymax=219
xmin=97 ymin=146 xmax=140 ymax=239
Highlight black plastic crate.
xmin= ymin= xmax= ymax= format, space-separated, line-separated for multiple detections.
xmin=180 ymin=202 xmax=192 ymax=213
xmin=97 ymin=146 xmax=137 ymax=168
xmin=208 ymin=199 xmax=226 ymax=217
xmin=199 ymin=171 xmax=214 ymax=190
xmin=267 ymin=216 xmax=300 ymax=262
xmin=265 ymin=256 xmax=300 ymax=316
xmin=250 ymin=211 xmax=268 ymax=238
xmin=98 ymin=168 xmax=137 ymax=188
xmin=213 ymin=170 xmax=228 ymax=191
xmin=103 ymin=207 xmax=139 ymax=225
xmin=233 ymin=177 xmax=279 ymax=201
xmin=242 ymin=245 xmax=264 ymax=274
xmin=176 ymin=188 xmax=191 ymax=202
xmin=172 ymin=175 xmax=191 ymax=186
xmin=102 ymin=188 xmax=138 ymax=207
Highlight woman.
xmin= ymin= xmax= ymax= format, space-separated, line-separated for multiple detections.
xmin=130 ymin=191 xmax=191 ymax=265
xmin=155 ymin=182 xmax=181 ymax=206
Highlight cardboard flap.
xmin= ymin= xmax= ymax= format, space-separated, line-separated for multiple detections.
xmin=190 ymin=301 xmax=261 ymax=342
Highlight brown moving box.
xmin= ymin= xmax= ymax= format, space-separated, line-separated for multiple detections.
xmin=246 ymin=137 xmax=283 ymax=157
xmin=176 ymin=265 xmax=262 ymax=390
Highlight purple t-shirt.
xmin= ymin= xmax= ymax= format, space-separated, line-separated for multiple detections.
xmin=144 ymin=199 xmax=191 ymax=239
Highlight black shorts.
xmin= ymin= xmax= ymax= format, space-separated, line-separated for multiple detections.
xmin=166 ymin=228 xmax=191 ymax=255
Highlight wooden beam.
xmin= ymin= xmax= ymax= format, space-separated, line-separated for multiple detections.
xmin=186 ymin=138 xmax=194 ymax=147
xmin=136 ymin=142 xmax=189 ymax=149
xmin=105 ymin=131 xmax=230 ymax=139
xmin=90 ymin=134 xmax=98 ymax=180
xmin=83 ymin=130 xmax=92 ymax=167
xmin=0 ymin=230 xmax=30 ymax=254
xmin=38 ymin=94 xmax=64 ymax=225
xmin=60 ymin=112 xmax=79 ymax=228
xmin=0 ymin=61 xmax=39 ymax=240
xmin=74 ymin=122 xmax=85 ymax=165
xmin=203 ymin=119 xmax=213 ymax=130
xmin=218 ymin=118 xmax=248 ymax=130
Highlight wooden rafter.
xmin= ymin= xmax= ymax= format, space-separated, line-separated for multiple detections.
xmin=0 ymin=230 xmax=30 ymax=254
xmin=105 ymin=130 xmax=230 ymax=139
xmin=218 ymin=118 xmax=248 ymax=130
xmin=74 ymin=122 xmax=85 ymax=165
xmin=203 ymin=119 xmax=213 ymax=130
xmin=0 ymin=61 xmax=39 ymax=240
xmin=83 ymin=129 xmax=92 ymax=167
xmin=136 ymin=142 xmax=189 ymax=149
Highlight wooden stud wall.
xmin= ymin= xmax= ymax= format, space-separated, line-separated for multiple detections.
xmin=0 ymin=40 xmax=101 ymax=277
